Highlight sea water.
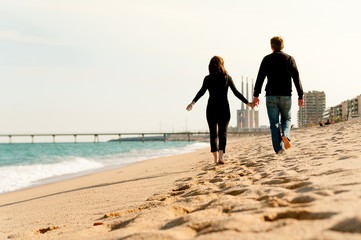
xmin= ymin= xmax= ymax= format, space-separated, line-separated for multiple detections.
xmin=0 ymin=141 xmax=208 ymax=194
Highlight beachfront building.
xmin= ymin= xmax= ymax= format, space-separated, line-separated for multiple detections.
xmin=322 ymin=107 xmax=334 ymax=121
xmin=298 ymin=90 xmax=326 ymax=127
xmin=323 ymin=105 xmax=341 ymax=122
xmin=236 ymin=78 xmax=260 ymax=131
xmin=328 ymin=94 xmax=361 ymax=120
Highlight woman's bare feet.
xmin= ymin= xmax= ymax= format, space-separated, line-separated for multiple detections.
xmin=212 ymin=152 xmax=217 ymax=164
xmin=217 ymin=150 xmax=224 ymax=164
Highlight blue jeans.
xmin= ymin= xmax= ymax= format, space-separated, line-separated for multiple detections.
xmin=266 ymin=96 xmax=292 ymax=153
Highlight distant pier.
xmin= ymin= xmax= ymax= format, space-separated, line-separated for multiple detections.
xmin=0 ymin=132 xmax=207 ymax=144
xmin=0 ymin=130 xmax=268 ymax=144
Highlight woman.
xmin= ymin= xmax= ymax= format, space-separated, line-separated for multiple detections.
xmin=186 ymin=56 xmax=253 ymax=164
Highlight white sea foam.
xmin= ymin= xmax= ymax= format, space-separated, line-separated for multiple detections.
xmin=0 ymin=158 xmax=103 ymax=194
xmin=0 ymin=141 xmax=208 ymax=194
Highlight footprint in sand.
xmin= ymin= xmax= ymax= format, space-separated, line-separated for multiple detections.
xmin=333 ymin=190 xmax=350 ymax=195
xmin=34 ymin=226 xmax=59 ymax=235
xmin=284 ymin=181 xmax=313 ymax=190
xmin=120 ymin=232 xmax=178 ymax=240
xmin=224 ymin=187 xmax=248 ymax=196
xmin=264 ymin=210 xmax=337 ymax=221
xmin=109 ymin=217 xmax=137 ymax=231
xmin=173 ymin=184 xmax=191 ymax=191
xmin=290 ymin=195 xmax=316 ymax=204
xmin=257 ymin=195 xmax=289 ymax=207
xmin=146 ymin=193 xmax=169 ymax=202
xmin=170 ymin=184 xmax=192 ymax=196
xmin=338 ymin=155 xmax=357 ymax=160
xmin=311 ymin=168 xmax=345 ymax=176
xmin=330 ymin=217 xmax=361 ymax=233
xmin=209 ymin=178 xmax=223 ymax=183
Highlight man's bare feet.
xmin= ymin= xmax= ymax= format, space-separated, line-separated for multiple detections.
xmin=277 ymin=149 xmax=285 ymax=155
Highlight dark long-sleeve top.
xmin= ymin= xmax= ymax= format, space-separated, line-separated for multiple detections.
xmin=254 ymin=51 xmax=304 ymax=100
xmin=192 ymin=73 xmax=249 ymax=107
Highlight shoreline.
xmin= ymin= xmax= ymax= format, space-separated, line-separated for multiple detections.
xmin=0 ymin=143 xmax=210 ymax=196
xmin=0 ymin=141 xmax=208 ymax=195
xmin=1 ymin=118 xmax=361 ymax=239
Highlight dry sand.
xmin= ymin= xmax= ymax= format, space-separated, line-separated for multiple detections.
xmin=1 ymin=117 xmax=361 ymax=240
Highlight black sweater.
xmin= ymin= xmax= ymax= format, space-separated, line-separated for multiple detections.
xmin=254 ymin=51 xmax=303 ymax=100
xmin=192 ymin=73 xmax=248 ymax=107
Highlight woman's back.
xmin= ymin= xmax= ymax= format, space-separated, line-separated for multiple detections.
xmin=192 ymin=73 xmax=247 ymax=108
xmin=205 ymin=73 xmax=230 ymax=106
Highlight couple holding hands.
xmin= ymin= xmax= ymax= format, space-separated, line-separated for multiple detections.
xmin=186 ymin=36 xmax=304 ymax=164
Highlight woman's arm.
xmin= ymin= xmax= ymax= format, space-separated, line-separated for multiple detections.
xmin=228 ymin=76 xmax=249 ymax=104
xmin=186 ymin=77 xmax=208 ymax=111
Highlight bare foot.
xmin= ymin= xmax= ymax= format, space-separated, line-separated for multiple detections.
xmin=212 ymin=152 xmax=217 ymax=164
xmin=217 ymin=150 xmax=225 ymax=164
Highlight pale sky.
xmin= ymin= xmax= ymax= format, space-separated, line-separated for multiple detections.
xmin=1 ymin=0 xmax=361 ymax=136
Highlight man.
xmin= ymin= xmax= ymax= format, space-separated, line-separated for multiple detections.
xmin=253 ymin=36 xmax=304 ymax=154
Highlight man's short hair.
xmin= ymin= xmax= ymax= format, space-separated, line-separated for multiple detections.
xmin=270 ymin=36 xmax=284 ymax=51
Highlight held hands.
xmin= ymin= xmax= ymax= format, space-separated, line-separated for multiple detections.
xmin=246 ymin=97 xmax=260 ymax=109
xmin=247 ymin=102 xmax=257 ymax=108
xmin=253 ymin=97 xmax=260 ymax=107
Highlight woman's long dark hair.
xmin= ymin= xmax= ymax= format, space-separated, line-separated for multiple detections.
xmin=208 ymin=56 xmax=228 ymax=75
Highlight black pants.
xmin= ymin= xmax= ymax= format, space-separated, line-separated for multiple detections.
xmin=206 ymin=105 xmax=230 ymax=153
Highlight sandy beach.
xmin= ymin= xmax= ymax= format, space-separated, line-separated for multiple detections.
xmin=1 ymin=117 xmax=361 ymax=240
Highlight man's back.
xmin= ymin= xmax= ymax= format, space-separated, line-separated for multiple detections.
xmin=254 ymin=50 xmax=303 ymax=99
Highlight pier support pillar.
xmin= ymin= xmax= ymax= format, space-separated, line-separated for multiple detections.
xmin=188 ymin=133 xmax=191 ymax=142
xmin=142 ymin=134 xmax=145 ymax=142
xmin=31 ymin=135 xmax=34 ymax=144
xmin=52 ymin=135 xmax=56 ymax=143
xmin=9 ymin=135 xmax=12 ymax=144
xmin=118 ymin=134 xmax=121 ymax=143
xmin=163 ymin=133 xmax=166 ymax=142
xmin=74 ymin=135 xmax=77 ymax=143
xmin=94 ymin=135 xmax=99 ymax=143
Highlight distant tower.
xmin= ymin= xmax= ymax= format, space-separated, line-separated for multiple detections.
xmin=251 ymin=79 xmax=254 ymax=99
xmin=241 ymin=76 xmax=244 ymax=111
xmin=246 ymin=78 xmax=249 ymax=108
xmin=237 ymin=76 xmax=247 ymax=130
xmin=237 ymin=77 xmax=259 ymax=131
xmin=249 ymin=79 xmax=254 ymax=128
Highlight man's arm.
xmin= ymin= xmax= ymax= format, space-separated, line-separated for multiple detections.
xmin=253 ymin=57 xmax=267 ymax=106
xmin=289 ymin=56 xmax=303 ymax=100
xmin=254 ymin=58 xmax=267 ymax=98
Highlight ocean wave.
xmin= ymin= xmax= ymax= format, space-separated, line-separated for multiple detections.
xmin=0 ymin=158 xmax=103 ymax=194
